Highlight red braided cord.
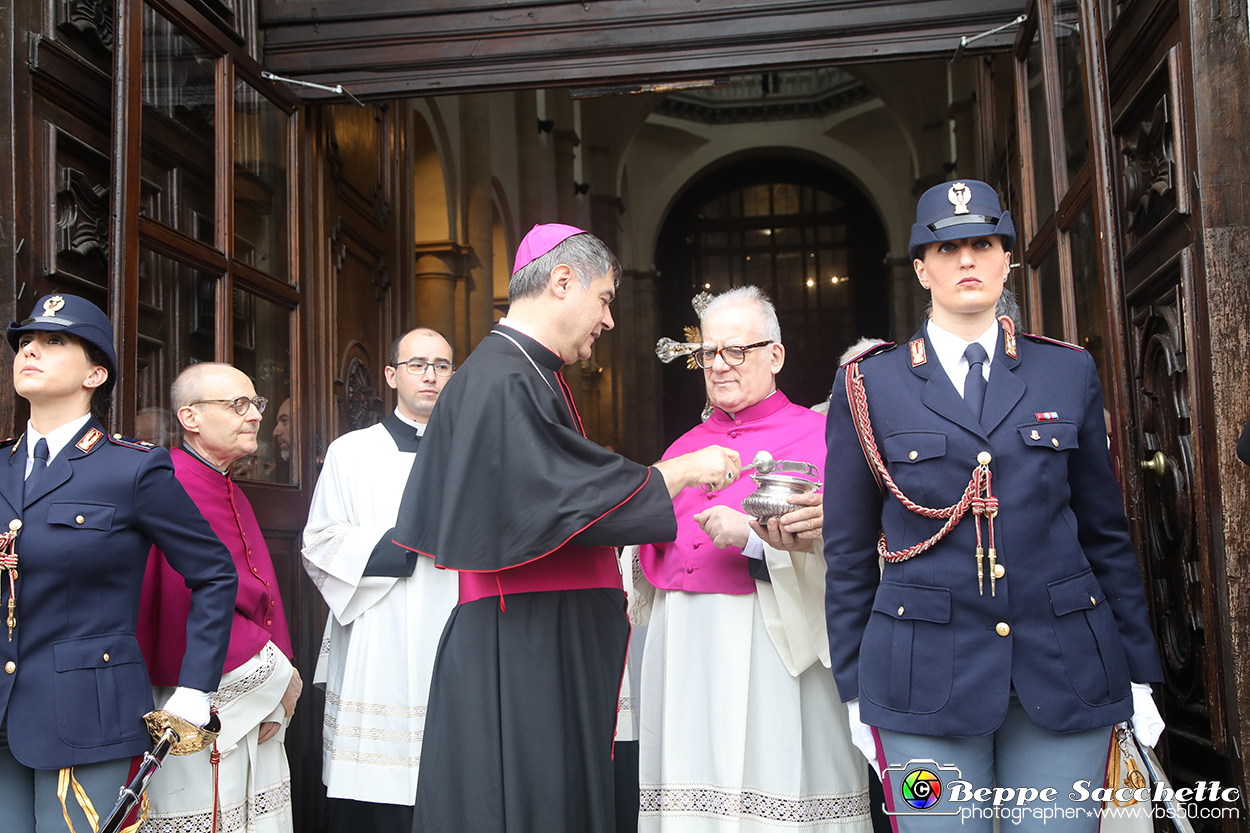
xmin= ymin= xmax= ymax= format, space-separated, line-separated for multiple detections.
xmin=845 ymin=362 xmax=992 ymax=563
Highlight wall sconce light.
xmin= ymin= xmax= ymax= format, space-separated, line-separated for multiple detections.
xmin=574 ymin=182 xmax=590 ymax=195
xmin=538 ymin=119 xmax=555 ymax=134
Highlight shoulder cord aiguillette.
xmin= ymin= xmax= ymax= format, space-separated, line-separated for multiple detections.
xmin=845 ymin=361 xmax=1000 ymax=595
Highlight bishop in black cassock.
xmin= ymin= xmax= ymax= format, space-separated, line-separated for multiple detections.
xmin=392 ymin=224 xmax=740 ymax=833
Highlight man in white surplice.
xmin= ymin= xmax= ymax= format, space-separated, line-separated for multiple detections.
xmin=302 ymin=328 xmax=458 ymax=833
xmin=631 ymin=287 xmax=871 ymax=832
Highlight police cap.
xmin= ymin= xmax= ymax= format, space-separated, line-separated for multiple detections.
xmin=908 ymin=179 xmax=1016 ymax=262
xmin=7 ymin=294 xmax=117 ymax=393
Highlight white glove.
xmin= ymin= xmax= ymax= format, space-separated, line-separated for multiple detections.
xmin=163 ymin=686 xmax=212 ymax=728
xmin=1130 ymin=683 xmax=1164 ymax=748
xmin=846 ymin=699 xmax=881 ymax=778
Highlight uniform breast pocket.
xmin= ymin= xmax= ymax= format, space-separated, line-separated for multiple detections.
xmin=860 ymin=581 xmax=953 ymax=714
xmin=53 ymin=633 xmax=148 ymax=748
xmin=1018 ymin=421 xmax=1079 ymax=454
xmin=882 ymin=432 xmax=946 ymax=504
xmin=1047 ymin=569 xmax=1131 ymax=707
xmin=48 ymin=501 xmax=115 ymax=530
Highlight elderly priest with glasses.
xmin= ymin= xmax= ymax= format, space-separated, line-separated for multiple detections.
xmin=634 ymin=286 xmax=871 ymax=832
xmin=138 ymin=363 xmax=301 ymax=833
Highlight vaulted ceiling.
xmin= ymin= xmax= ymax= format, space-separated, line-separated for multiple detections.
xmin=259 ymin=0 xmax=1025 ymax=101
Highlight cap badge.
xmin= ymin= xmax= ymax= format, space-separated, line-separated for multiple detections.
xmin=42 ymin=296 xmax=65 ymax=317
xmin=948 ymin=182 xmax=971 ymax=216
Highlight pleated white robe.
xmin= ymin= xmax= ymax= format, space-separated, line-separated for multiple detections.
xmin=302 ymin=420 xmax=459 ymax=805
xmin=630 ymin=543 xmax=872 ymax=832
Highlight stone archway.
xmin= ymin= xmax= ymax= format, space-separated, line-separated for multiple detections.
xmin=654 ymin=155 xmax=889 ymax=449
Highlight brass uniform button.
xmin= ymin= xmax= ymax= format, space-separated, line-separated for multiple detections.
xmin=75 ymin=515 xmax=85 ymax=525
xmin=1090 ymin=596 xmax=1097 ymax=606
xmin=113 ymin=433 xmax=122 ymax=439
xmin=5 ymin=661 xmax=14 ymax=674
xmin=103 ymin=653 xmax=110 ymax=662
xmin=995 ymin=622 xmax=1011 ymax=637
xmin=977 ymin=452 xmax=992 ymax=465
xmin=908 ymin=450 xmax=918 ymax=460
xmin=897 ymin=606 xmax=905 ymax=616
xmin=8 ymin=519 xmax=21 ymax=531
xmin=1052 ymin=437 xmax=1060 ymax=447
xmin=993 ymin=564 xmax=1005 ymax=579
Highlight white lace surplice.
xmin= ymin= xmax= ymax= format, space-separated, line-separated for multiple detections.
xmin=302 ymin=422 xmax=459 ymax=805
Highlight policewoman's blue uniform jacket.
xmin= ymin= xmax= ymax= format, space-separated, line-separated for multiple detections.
xmin=0 ymin=419 xmax=237 ymax=769
xmin=823 ymin=325 xmax=1164 ymax=738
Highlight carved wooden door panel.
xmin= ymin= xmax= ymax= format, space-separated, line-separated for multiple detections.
xmin=294 ymin=100 xmax=407 ymax=829
xmin=321 ymin=103 xmax=402 ymax=439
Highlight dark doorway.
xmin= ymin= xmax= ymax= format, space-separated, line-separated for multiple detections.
xmin=654 ymin=155 xmax=890 ymax=450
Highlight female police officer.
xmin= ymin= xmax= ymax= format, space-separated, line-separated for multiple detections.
xmin=823 ymin=181 xmax=1165 ymax=831
xmin=0 ymin=294 xmax=236 ymax=832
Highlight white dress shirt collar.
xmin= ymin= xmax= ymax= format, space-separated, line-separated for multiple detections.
xmin=25 ymin=413 xmax=93 ymax=473
xmin=925 ymin=319 xmax=999 ymax=398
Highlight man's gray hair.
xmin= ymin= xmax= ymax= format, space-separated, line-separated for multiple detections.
xmin=508 ymin=232 xmax=621 ymax=303
xmin=699 ymin=285 xmax=782 ymax=344
xmin=171 ymin=361 xmax=235 ymax=412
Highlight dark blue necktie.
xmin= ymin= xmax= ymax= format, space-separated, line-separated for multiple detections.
xmin=25 ymin=438 xmax=49 ymax=497
xmin=963 ymin=342 xmax=989 ymax=422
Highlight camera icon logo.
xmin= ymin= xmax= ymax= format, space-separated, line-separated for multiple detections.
xmin=883 ymin=759 xmax=963 ymax=816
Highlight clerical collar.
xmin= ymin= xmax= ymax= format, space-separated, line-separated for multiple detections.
xmin=494 ymin=319 xmax=564 ymax=370
xmin=710 ymin=389 xmax=789 ymax=424
xmin=181 ymin=442 xmax=229 ymax=475
xmin=382 ymin=412 xmax=423 ymax=453
xmin=393 ymin=409 xmax=427 ymax=436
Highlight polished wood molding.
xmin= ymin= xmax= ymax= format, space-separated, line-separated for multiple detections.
xmin=260 ymin=0 xmax=1025 ymax=98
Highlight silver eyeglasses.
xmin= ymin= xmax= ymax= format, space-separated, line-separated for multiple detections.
xmin=192 ymin=396 xmax=269 ymax=415
xmin=395 ymin=358 xmax=455 ymax=377
xmin=693 ymin=340 xmax=773 ymax=369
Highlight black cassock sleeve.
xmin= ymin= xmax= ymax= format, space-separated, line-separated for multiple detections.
xmin=392 ymin=334 xmax=677 ymax=571
xmin=569 ymin=470 xmax=675 ymax=547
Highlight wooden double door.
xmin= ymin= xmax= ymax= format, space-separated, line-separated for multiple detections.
xmin=978 ymin=1 xmax=1244 ymax=826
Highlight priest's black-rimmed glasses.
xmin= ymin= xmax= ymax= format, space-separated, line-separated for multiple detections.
xmin=395 ymin=358 xmax=456 ymax=377
xmin=191 ymin=396 xmax=268 ymax=415
xmin=693 ymin=341 xmax=773 ymax=369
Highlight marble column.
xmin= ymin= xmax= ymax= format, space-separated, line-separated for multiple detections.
xmin=413 ymin=241 xmax=466 ymax=355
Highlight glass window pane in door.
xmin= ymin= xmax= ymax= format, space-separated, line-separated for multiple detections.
xmin=234 ymin=81 xmax=290 ymax=282
xmin=141 ymin=4 xmax=217 ymax=244
xmin=1054 ymin=2 xmax=1089 ymax=182
xmin=135 ymin=247 xmax=220 ymax=448
xmin=1036 ymin=250 xmax=1064 ymax=339
xmin=1026 ymin=44 xmax=1055 ymax=222
xmin=232 ymin=290 xmax=294 ymax=484
xmin=1071 ymin=202 xmax=1110 ymax=387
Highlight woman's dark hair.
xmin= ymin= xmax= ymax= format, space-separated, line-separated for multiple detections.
xmin=82 ymin=341 xmax=113 ymax=425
